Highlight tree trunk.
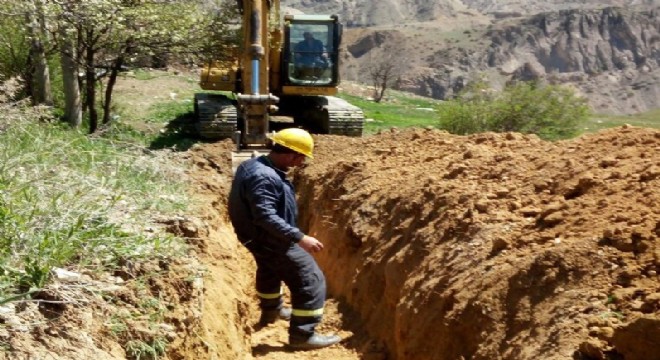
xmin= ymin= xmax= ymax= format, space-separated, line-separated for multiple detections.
xmin=85 ymin=30 xmax=98 ymax=133
xmin=377 ymin=76 xmax=388 ymax=103
xmin=59 ymin=25 xmax=82 ymax=128
xmin=25 ymin=0 xmax=53 ymax=106
xmin=102 ymin=55 xmax=124 ymax=125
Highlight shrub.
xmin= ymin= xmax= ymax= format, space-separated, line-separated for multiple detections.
xmin=437 ymin=81 xmax=589 ymax=140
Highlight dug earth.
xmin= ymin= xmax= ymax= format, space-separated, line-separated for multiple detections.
xmin=188 ymin=125 xmax=659 ymax=360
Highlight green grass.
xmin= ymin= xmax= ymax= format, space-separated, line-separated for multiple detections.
xmin=126 ymin=338 xmax=168 ymax=360
xmin=339 ymin=90 xmax=660 ymax=137
xmin=147 ymin=100 xmax=194 ymax=125
xmin=338 ymin=92 xmax=441 ymax=134
xmin=0 ymin=116 xmax=189 ymax=301
xmin=132 ymin=69 xmax=161 ymax=81
xmin=585 ymin=109 xmax=660 ymax=133
xmin=117 ymin=69 xmax=659 ymax=140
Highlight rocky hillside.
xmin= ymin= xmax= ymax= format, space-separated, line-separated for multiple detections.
xmin=416 ymin=7 xmax=660 ymax=114
xmin=462 ymin=0 xmax=656 ymax=18
xmin=282 ymin=0 xmax=649 ymax=26
xmin=284 ymin=1 xmax=660 ymax=114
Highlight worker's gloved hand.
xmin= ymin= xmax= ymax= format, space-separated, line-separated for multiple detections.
xmin=299 ymin=235 xmax=324 ymax=253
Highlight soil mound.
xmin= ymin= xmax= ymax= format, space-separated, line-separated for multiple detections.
xmin=295 ymin=126 xmax=659 ymax=360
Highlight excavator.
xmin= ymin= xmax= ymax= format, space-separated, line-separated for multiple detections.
xmin=194 ymin=0 xmax=364 ymax=168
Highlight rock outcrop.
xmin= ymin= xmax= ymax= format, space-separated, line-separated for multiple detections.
xmin=283 ymin=0 xmax=646 ymax=27
xmin=409 ymin=7 xmax=660 ymax=114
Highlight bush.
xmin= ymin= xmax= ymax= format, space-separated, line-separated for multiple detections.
xmin=437 ymin=81 xmax=589 ymax=140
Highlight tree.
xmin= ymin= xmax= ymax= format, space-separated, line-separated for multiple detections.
xmin=0 ymin=0 xmax=53 ymax=105
xmin=2 ymin=0 xmax=236 ymax=133
xmin=25 ymin=0 xmax=53 ymax=106
xmin=57 ymin=12 xmax=81 ymax=128
xmin=48 ymin=0 xmax=213 ymax=133
xmin=195 ymin=0 xmax=241 ymax=65
xmin=364 ymin=43 xmax=409 ymax=103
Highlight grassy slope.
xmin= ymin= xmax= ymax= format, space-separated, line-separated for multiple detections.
xmin=585 ymin=109 xmax=660 ymax=133
xmin=0 ymin=76 xmax=190 ymax=300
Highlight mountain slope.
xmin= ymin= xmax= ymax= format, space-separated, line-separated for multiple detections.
xmin=282 ymin=0 xmax=650 ymax=26
xmin=416 ymin=7 xmax=660 ymax=114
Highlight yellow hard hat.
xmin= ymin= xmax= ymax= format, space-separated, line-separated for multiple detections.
xmin=270 ymin=128 xmax=314 ymax=159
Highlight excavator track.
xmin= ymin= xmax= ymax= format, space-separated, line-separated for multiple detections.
xmin=283 ymin=95 xmax=365 ymax=136
xmin=324 ymin=96 xmax=365 ymax=136
xmin=194 ymin=93 xmax=238 ymax=140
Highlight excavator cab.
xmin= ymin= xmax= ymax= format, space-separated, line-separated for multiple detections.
xmin=282 ymin=15 xmax=341 ymax=88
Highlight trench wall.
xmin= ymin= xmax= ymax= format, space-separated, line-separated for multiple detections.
xmin=295 ymin=128 xmax=660 ymax=360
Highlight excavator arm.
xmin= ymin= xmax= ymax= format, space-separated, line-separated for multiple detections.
xmin=234 ymin=0 xmax=280 ymax=151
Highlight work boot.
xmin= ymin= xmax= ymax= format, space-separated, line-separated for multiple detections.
xmin=258 ymin=307 xmax=292 ymax=326
xmin=288 ymin=333 xmax=342 ymax=350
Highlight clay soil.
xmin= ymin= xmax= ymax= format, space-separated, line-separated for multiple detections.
xmin=2 ymin=125 xmax=659 ymax=360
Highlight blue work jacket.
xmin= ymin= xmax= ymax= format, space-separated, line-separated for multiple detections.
xmin=228 ymin=155 xmax=305 ymax=252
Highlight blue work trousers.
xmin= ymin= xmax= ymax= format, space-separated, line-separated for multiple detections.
xmin=246 ymin=242 xmax=326 ymax=339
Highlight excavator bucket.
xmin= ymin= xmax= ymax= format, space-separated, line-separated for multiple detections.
xmin=231 ymin=149 xmax=269 ymax=174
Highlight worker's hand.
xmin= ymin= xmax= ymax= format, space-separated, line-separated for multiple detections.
xmin=299 ymin=235 xmax=324 ymax=253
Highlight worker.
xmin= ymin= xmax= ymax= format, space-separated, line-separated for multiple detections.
xmin=228 ymin=128 xmax=341 ymax=350
xmin=294 ymin=31 xmax=329 ymax=71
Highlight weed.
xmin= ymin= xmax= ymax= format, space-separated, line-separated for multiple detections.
xmin=599 ymin=310 xmax=625 ymax=320
xmin=606 ymin=294 xmax=618 ymax=305
xmin=107 ymin=315 xmax=129 ymax=337
xmin=125 ymin=338 xmax=168 ymax=360
xmin=0 ymin=111 xmax=188 ymax=299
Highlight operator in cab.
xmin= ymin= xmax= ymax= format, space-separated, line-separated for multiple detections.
xmin=294 ymin=31 xmax=329 ymax=75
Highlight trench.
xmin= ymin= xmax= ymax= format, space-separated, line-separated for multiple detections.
xmin=195 ymin=210 xmax=374 ymax=360
xmin=183 ymin=137 xmax=541 ymax=360
xmin=184 ymin=128 xmax=660 ymax=360
xmin=182 ymin=141 xmax=375 ymax=360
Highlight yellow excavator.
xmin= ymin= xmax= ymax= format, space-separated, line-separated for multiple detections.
xmin=194 ymin=0 xmax=364 ymax=167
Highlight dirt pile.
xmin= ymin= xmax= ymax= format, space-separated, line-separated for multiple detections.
xmin=295 ymin=126 xmax=659 ymax=360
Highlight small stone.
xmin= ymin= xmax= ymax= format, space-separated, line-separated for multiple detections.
xmin=579 ymin=339 xmax=606 ymax=360
xmin=52 ymin=268 xmax=82 ymax=282
xmin=597 ymin=327 xmax=615 ymax=341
